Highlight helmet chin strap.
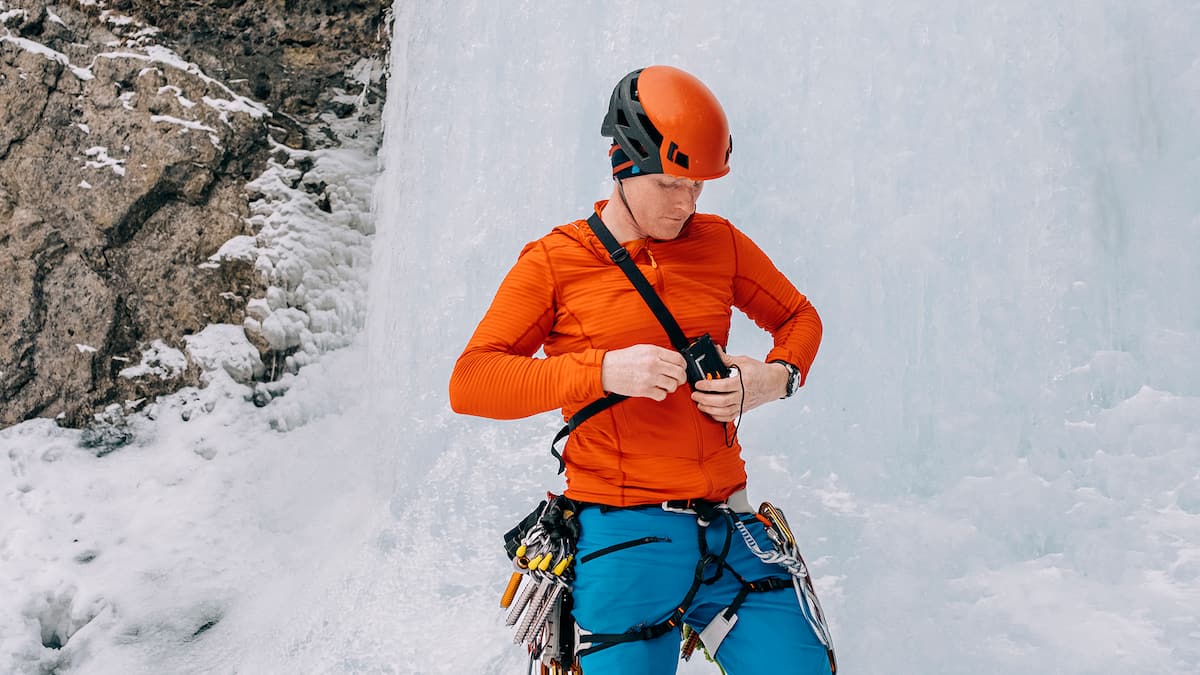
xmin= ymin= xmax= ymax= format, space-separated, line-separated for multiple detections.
xmin=616 ymin=177 xmax=642 ymax=237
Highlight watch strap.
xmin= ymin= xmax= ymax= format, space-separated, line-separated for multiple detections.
xmin=770 ymin=359 xmax=800 ymax=398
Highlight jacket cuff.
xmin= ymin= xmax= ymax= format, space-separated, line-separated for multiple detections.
xmin=571 ymin=347 xmax=608 ymax=400
xmin=764 ymin=349 xmax=807 ymax=387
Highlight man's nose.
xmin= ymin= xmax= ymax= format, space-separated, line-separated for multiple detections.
xmin=681 ymin=184 xmax=701 ymax=208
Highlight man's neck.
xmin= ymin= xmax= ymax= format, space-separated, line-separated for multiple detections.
xmin=600 ymin=184 xmax=641 ymax=244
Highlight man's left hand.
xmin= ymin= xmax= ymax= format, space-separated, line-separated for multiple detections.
xmin=690 ymin=346 xmax=789 ymax=422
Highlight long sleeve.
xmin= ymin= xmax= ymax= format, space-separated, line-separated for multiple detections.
xmin=449 ymin=239 xmax=607 ymax=420
xmin=729 ymin=225 xmax=823 ymax=385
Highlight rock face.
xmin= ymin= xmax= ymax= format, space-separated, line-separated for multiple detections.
xmin=0 ymin=0 xmax=387 ymax=427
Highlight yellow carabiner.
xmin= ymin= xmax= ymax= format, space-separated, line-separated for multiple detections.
xmin=552 ymin=554 xmax=574 ymax=576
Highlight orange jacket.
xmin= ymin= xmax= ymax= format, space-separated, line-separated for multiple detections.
xmin=449 ymin=201 xmax=821 ymax=506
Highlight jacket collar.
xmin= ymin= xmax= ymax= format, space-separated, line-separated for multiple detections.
xmin=557 ymin=199 xmax=691 ymax=263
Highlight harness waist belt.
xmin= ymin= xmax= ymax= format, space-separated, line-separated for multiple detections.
xmin=586 ymin=489 xmax=754 ymax=515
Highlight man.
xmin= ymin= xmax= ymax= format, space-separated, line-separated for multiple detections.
xmin=450 ymin=65 xmax=831 ymax=675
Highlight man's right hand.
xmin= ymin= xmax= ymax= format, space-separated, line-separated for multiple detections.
xmin=601 ymin=344 xmax=687 ymax=401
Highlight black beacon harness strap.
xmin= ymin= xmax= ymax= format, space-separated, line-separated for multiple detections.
xmin=549 ymin=212 xmax=698 ymax=474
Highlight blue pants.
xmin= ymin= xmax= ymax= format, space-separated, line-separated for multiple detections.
xmin=572 ymin=506 xmax=831 ymax=675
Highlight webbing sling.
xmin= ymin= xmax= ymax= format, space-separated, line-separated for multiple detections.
xmin=549 ymin=212 xmax=694 ymax=473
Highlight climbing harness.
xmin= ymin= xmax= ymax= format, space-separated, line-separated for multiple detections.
xmin=501 ymin=493 xmax=583 ymax=675
xmin=574 ymin=499 xmax=837 ymax=674
xmin=501 ymin=495 xmax=836 ymax=673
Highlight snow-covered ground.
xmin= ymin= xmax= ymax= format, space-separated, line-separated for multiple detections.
xmin=4 ymin=2 xmax=1200 ymax=674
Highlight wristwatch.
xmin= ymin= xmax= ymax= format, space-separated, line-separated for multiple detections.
xmin=770 ymin=360 xmax=801 ymax=399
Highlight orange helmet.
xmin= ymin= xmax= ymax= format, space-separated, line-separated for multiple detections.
xmin=601 ymin=65 xmax=732 ymax=181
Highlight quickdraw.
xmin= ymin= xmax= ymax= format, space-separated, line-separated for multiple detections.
xmin=501 ymin=494 xmax=582 ymax=675
xmin=731 ymin=502 xmax=837 ymax=673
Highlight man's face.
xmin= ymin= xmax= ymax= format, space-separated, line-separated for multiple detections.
xmin=622 ymin=174 xmax=705 ymax=240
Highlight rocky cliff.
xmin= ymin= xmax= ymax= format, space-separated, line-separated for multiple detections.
xmin=0 ymin=0 xmax=387 ymax=428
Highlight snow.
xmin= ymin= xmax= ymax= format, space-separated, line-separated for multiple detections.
xmin=149 ymin=114 xmax=220 ymax=147
xmin=92 ymin=47 xmax=270 ymax=121
xmin=82 ymin=147 xmax=125 ymax=176
xmin=148 ymin=114 xmax=215 ymax=134
xmin=0 ymin=33 xmax=95 ymax=80
xmin=117 ymin=340 xmax=187 ymax=381
xmin=183 ymin=325 xmax=263 ymax=383
xmin=230 ymin=135 xmax=374 ymax=385
xmin=3 ymin=1 xmax=1200 ymax=674
xmin=206 ymin=234 xmax=257 ymax=265
xmin=156 ymin=85 xmax=197 ymax=108
xmin=348 ymin=57 xmax=383 ymax=106
xmin=98 ymin=10 xmax=134 ymax=27
xmin=0 ymin=32 xmax=256 ymax=136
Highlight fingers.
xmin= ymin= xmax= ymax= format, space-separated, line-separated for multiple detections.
xmin=716 ymin=343 xmax=736 ymax=366
xmin=654 ymin=371 xmax=686 ymax=393
xmin=602 ymin=344 xmax=688 ymax=399
xmin=691 ymin=364 xmax=739 ymax=421
xmin=696 ymin=389 xmax=739 ymax=420
xmin=692 ymin=373 xmax=739 ymax=394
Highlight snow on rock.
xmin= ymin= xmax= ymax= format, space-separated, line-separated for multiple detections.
xmin=205 ymin=235 xmax=258 ymax=266
xmin=232 ymin=136 xmax=375 ymax=394
xmin=148 ymin=114 xmax=220 ymax=148
xmin=90 ymin=45 xmax=269 ymax=123
xmin=82 ymin=146 xmax=125 ymax=176
xmin=0 ymin=3 xmax=280 ymax=426
xmin=117 ymin=340 xmax=187 ymax=381
xmin=155 ymin=85 xmax=195 ymax=108
xmin=0 ymin=33 xmax=94 ymax=80
xmin=1 ymin=8 xmax=28 ymax=25
xmin=184 ymin=325 xmax=264 ymax=383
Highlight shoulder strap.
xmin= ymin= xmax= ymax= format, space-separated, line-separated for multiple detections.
xmin=549 ymin=212 xmax=691 ymax=474
xmin=584 ymin=212 xmax=690 ymax=351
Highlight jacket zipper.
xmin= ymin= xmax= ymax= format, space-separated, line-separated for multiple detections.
xmin=579 ymin=535 xmax=671 ymax=564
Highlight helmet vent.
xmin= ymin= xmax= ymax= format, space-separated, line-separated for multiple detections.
xmin=638 ymin=113 xmax=663 ymax=148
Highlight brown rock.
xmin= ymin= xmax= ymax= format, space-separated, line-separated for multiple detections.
xmin=0 ymin=0 xmax=387 ymax=428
